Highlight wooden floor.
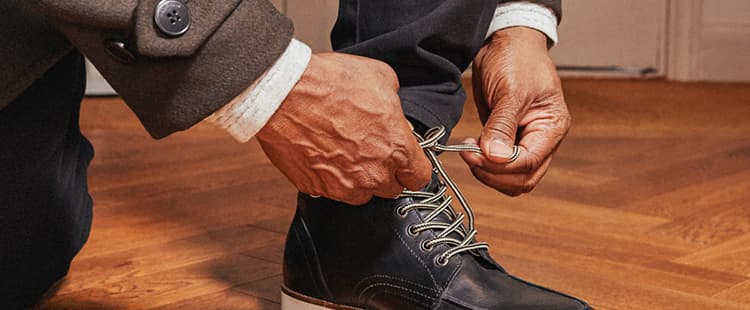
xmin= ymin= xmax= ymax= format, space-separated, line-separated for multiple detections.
xmin=37 ymin=79 xmax=750 ymax=309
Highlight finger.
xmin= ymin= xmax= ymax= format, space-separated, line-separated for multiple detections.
xmin=509 ymin=119 xmax=566 ymax=175
xmin=465 ymin=147 xmax=539 ymax=175
xmin=469 ymin=113 xmax=566 ymax=175
xmin=460 ymin=137 xmax=532 ymax=175
xmin=309 ymin=163 xmax=367 ymax=204
xmin=285 ymin=162 xmax=322 ymax=196
xmin=471 ymin=64 xmax=491 ymax=123
xmin=373 ymin=174 xmax=405 ymax=199
xmin=395 ymin=155 xmax=431 ymax=191
xmin=318 ymin=171 xmax=373 ymax=205
xmin=469 ymin=156 xmax=553 ymax=196
xmin=480 ymin=101 xmax=521 ymax=164
xmin=459 ymin=137 xmax=484 ymax=169
xmin=394 ymin=135 xmax=432 ymax=191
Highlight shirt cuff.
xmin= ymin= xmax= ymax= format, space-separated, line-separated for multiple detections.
xmin=486 ymin=2 xmax=559 ymax=45
xmin=206 ymin=38 xmax=312 ymax=142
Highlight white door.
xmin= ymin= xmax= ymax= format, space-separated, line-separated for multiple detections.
xmin=550 ymin=0 xmax=668 ymax=76
xmin=669 ymin=0 xmax=750 ymax=82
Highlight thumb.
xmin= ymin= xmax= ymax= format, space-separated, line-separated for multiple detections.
xmin=480 ymin=105 xmax=519 ymax=163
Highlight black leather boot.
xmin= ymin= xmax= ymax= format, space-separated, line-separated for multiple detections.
xmin=282 ymin=127 xmax=592 ymax=310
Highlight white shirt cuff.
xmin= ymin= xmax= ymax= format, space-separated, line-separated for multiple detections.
xmin=206 ymin=38 xmax=312 ymax=142
xmin=486 ymin=2 xmax=559 ymax=45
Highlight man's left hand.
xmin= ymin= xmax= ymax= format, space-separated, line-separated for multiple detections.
xmin=460 ymin=27 xmax=570 ymax=196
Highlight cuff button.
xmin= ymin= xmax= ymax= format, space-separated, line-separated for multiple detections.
xmin=104 ymin=40 xmax=136 ymax=64
xmin=154 ymin=0 xmax=191 ymax=37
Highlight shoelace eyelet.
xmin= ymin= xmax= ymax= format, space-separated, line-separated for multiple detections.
xmin=420 ymin=240 xmax=434 ymax=252
xmin=406 ymin=225 xmax=419 ymax=237
xmin=395 ymin=206 xmax=408 ymax=218
xmin=435 ymin=255 xmax=449 ymax=266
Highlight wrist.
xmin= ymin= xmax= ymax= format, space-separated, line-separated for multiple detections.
xmin=490 ymin=26 xmax=548 ymax=50
xmin=257 ymin=53 xmax=323 ymax=140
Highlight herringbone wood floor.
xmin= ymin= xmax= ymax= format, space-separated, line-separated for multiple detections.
xmin=36 ymin=79 xmax=750 ymax=309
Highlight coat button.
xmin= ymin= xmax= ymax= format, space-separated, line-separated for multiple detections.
xmin=104 ymin=40 xmax=136 ymax=64
xmin=154 ymin=0 xmax=191 ymax=37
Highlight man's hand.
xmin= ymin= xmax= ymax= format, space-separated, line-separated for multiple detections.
xmin=256 ymin=52 xmax=432 ymax=205
xmin=460 ymin=27 xmax=570 ymax=196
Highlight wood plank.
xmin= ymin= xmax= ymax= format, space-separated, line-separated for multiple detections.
xmin=620 ymin=167 xmax=750 ymax=216
xmin=35 ymin=78 xmax=750 ymax=308
xmin=234 ymin=275 xmax=284 ymax=304
xmin=154 ymin=289 xmax=279 ymax=310
xmin=56 ymin=225 xmax=284 ymax=295
xmin=714 ymin=280 xmax=750 ymax=305
xmin=496 ymin=254 xmax=748 ymax=310
xmin=675 ymin=235 xmax=750 ymax=276
xmin=41 ymin=255 xmax=279 ymax=308
xmin=487 ymin=238 xmax=746 ymax=298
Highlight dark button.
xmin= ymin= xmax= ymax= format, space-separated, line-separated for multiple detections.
xmin=104 ymin=40 xmax=136 ymax=64
xmin=154 ymin=0 xmax=191 ymax=37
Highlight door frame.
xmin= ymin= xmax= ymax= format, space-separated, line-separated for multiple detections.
xmin=666 ymin=0 xmax=702 ymax=81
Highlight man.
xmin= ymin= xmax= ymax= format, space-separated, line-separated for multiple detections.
xmin=0 ymin=0 xmax=585 ymax=309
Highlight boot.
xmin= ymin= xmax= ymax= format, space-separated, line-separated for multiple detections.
xmin=281 ymin=127 xmax=592 ymax=310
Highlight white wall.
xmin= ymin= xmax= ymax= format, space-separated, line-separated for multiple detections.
xmin=272 ymin=0 xmax=338 ymax=52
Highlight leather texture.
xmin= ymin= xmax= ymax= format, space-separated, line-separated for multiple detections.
xmin=283 ymin=177 xmax=591 ymax=310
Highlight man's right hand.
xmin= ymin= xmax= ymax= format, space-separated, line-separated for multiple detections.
xmin=256 ymin=52 xmax=432 ymax=205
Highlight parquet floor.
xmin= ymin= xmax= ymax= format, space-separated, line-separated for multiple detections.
xmin=36 ymin=79 xmax=750 ymax=309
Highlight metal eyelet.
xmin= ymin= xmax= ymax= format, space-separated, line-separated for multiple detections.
xmin=406 ymin=225 xmax=419 ymax=237
xmin=420 ymin=240 xmax=433 ymax=252
xmin=396 ymin=206 xmax=408 ymax=218
xmin=435 ymin=255 xmax=449 ymax=266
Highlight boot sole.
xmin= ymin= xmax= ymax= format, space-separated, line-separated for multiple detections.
xmin=281 ymin=285 xmax=363 ymax=310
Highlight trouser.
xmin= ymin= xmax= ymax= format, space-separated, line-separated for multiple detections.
xmin=332 ymin=0 xmax=496 ymax=139
xmin=0 ymin=52 xmax=92 ymax=308
xmin=0 ymin=1 xmax=493 ymax=307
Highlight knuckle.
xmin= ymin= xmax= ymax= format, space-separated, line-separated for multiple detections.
xmin=558 ymin=112 xmax=572 ymax=135
xmin=562 ymin=110 xmax=572 ymax=127
xmin=521 ymin=179 xmax=537 ymax=193
xmin=384 ymin=187 xmax=402 ymax=198
xmin=359 ymin=179 xmax=378 ymax=192
xmin=521 ymin=155 xmax=541 ymax=174
xmin=390 ymin=144 xmax=410 ymax=165
xmin=376 ymin=63 xmax=398 ymax=84
xmin=351 ymin=194 xmax=373 ymax=205
xmin=297 ymin=184 xmax=316 ymax=196
xmin=502 ymin=188 xmax=522 ymax=197
xmin=487 ymin=114 xmax=517 ymax=138
xmin=371 ymin=171 xmax=389 ymax=186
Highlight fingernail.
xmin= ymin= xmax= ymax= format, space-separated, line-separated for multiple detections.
xmin=489 ymin=141 xmax=514 ymax=159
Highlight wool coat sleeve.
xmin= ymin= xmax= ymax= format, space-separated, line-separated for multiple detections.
xmin=28 ymin=0 xmax=294 ymax=138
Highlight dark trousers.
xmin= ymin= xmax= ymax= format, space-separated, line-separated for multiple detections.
xmin=0 ymin=52 xmax=93 ymax=308
xmin=332 ymin=0 xmax=496 ymax=138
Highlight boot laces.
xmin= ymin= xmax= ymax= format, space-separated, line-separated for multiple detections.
xmin=397 ymin=126 xmax=489 ymax=265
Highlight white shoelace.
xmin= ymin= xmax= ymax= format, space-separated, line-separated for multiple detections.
xmin=397 ymin=127 xmax=489 ymax=265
